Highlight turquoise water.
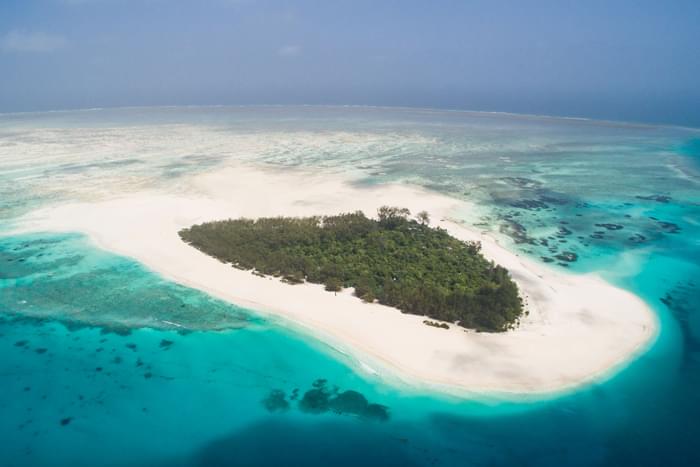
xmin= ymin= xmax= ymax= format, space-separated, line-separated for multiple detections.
xmin=1 ymin=107 xmax=699 ymax=466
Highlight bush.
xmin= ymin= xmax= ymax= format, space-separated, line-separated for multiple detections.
xmin=359 ymin=291 xmax=376 ymax=303
xmin=324 ymin=277 xmax=343 ymax=292
xmin=423 ymin=320 xmax=449 ymax=329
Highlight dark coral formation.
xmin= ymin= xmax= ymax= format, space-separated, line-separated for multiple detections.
xmin=262 ymin=379 xmax=389 ymax=422
xmin=500 ymin=219 xmax=536 ymax=245
xmin=660 ymin=280 xmax=699 ymax=368
xmin=159 ymin=339 xmax=174 ymax=349
xmin=636 ymin=194 xmax=672 ymax=203
xmin=657 ymin=221 xmax=681 ymax=234
xmin=554 ymin=251 xmax=578 ymax=263
xmin=261 ymin=389 xmax=290 ymax=412
xmin=628 ymin=233 xmax=647 ymax=243
xmin=509 ymin=199 xmax=549 ymax=210
xmin=595 ymin=223 xmax=624 ymax=231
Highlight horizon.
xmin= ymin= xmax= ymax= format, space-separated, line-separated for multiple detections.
xmin=3 ymin=103 xmax=700 ymax=132
xmin=1 ymin=0 xmax=699 ymax=128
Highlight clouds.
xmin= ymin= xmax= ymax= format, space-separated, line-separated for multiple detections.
xmin=1 ymin=31 xmax=68 ymax=53
xmin=278 ymin=45 xmax=302 ymax=58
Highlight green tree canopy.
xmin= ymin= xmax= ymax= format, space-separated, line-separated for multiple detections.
xmin=179 ymin=207 xmax=523 ymax=332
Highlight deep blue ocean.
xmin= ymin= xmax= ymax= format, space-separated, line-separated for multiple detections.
xmin=0 ymin=107 xmax=698 ymax=466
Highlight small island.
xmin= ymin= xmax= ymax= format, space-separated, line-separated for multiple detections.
xmin=179 ymin=206 xmax=523 ymax=332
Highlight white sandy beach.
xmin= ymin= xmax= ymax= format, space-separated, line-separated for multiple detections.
xmin=19 ymin=165 xmax=658 ymax=395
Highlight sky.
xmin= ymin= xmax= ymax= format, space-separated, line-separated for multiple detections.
xmin=1 ymin=0 xmax=699 ymax=126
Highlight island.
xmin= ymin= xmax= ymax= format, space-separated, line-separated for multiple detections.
xmin=23 ymin=165 xmax=657 ymax=394
xmin=179 ymin=206 xmax=523 ymax=332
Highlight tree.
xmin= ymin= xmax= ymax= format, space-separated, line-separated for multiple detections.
xmin=324 ymin=277 xmax=343 ymax=293
xmin=377 ymin=206 xmax=411 ymax=229
xmin=416 ymin=210 xmax=430 ymax=225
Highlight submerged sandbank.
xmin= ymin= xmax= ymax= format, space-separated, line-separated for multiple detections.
xmin=18 ymin=165 xmax=658 ymax=395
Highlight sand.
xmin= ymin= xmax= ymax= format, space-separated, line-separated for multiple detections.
xmin=18 ymin=164 xmax=658 ymax=396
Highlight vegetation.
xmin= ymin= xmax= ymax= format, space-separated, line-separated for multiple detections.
xmin=423 ymin=320 xmax=450 ymax=330
xmin=179 ymin=207 xmax=523 ymax=332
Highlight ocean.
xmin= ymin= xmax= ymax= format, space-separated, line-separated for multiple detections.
xmin=0 ymin=106 xmax=698 ymax=466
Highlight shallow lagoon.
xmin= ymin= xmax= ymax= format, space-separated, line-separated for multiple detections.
xmin=0 ymin=107 xmax=698 ymax=466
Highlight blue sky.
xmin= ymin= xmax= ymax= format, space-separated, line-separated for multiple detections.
xmin=1 ymin=0 xmax=699 ymax=126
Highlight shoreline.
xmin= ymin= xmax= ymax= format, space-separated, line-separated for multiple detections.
xmin=16 ymin=164 xmax=659 ymax=396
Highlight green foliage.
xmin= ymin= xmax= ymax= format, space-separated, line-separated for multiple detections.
xmin=179 ymin=207 xmax=523 ymax=332
xmin=416 ymin=210 xmax=430 ymax=225
xmin=324 ymin=277 xmax=343 ymax=292
xmin=423 ymin=320 xmax=449 ymax=329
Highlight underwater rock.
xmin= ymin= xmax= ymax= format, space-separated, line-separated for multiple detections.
xmin=658 ymin=221 xmax=681 ymax=234
xmin=539 ymin=194 xmax=569 ymax=206
xmin=159 ymin=339 xmax=174 ymax=349
xmin=659 ymin=281 xmax=699 ymax=368
xmin=294 ymin=379 xmax=389 ymax=421
xmin=290 ymin=388 xmax=299 ymax=401
xmin=636 ymin=194 xmax=672 ymax=203
xmin=499 ymin=220 xmax=536 ymax=244
xmin=555 ymin=251 xmax=578 ymax=262
xmin=329 ymin=390 xmax=389 ymax=421
xmin=298 ymin=387 xmax=331 ymax=414
xmin=509 ymin=199 xmax=548 ymax=210
xmin=364 ymin=403 xmax=390 ymax=422
xmin=262 ymin=389 xmax=290 ymax=412
xmin=328 ymin=390 xmax=365 ymax=414
xmin=100 ymin=326 xmax=132 ymax=336
xmin=501 ymin=177 xmax=542 ymax=189
xmin=628 ymin=234 xmax=647 ymax=243
xmin=595 ymin=223 xmax=624 ymax=231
